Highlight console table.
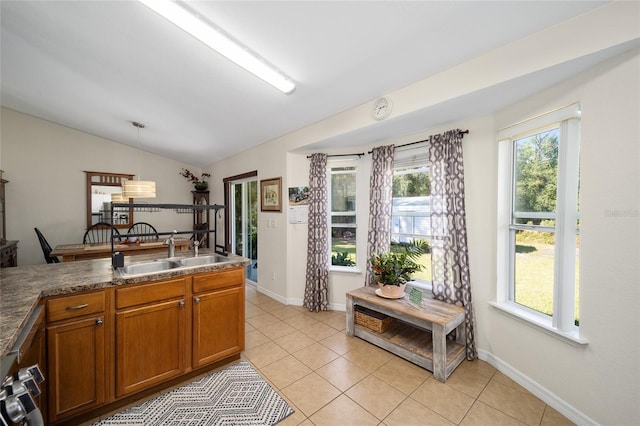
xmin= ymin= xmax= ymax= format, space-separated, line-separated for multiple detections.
xmin=346 ymin=286 xmax=466 ymax=382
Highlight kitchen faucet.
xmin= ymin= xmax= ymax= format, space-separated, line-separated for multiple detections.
xmin=165 ymin=230 xmax=177 ymax=258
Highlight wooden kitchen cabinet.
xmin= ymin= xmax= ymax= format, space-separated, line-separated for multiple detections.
xmin=114 ymin=277 xmax=187 ymax=397
xmin=192 ymin=268 xmax=245 ymax=368
xmin=42 ymin=267 xmax=245 ymax=424
xmin=46 ymin=291 xmax=106 ymax=423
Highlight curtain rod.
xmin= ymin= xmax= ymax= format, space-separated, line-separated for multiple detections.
xmin=306 ymin=152 xmax=365 ymax=159
xmin=367 ymin=129 xmax=469 ymax=154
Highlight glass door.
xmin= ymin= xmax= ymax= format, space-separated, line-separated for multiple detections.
xmin=231 ymin=178 xmax=258 ymax=283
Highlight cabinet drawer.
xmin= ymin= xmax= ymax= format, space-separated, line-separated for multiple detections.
xmin=47 ymin=291 xmax=105 ymax=323
xmin=193 ymin=268 xmax=243 ymax=293
xmin=116 ymin=277 xmax=187 ymax=310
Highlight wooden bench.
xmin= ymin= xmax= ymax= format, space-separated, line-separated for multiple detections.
xmin=346 ymin=286 xmax=466 ymax=382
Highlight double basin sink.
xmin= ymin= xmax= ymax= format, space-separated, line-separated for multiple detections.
xmin=115 ymin=254 xmax=229 ymax=278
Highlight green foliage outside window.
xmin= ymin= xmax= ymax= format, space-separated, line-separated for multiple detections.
xmin=515 ymin=130 xmax=559 ymax=219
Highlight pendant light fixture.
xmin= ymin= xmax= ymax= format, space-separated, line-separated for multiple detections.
xmin=122 ymin=121 xmax=157 ymax=198
xmin=111 ymin=192 xmax=126 ymax=202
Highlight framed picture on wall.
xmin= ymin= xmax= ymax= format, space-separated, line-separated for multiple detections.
xmin=260 ymin=177 xmax=282 ymax=212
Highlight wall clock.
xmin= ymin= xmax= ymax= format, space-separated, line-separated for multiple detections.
xmin=372 ymin=97 xmax=392 ymax=120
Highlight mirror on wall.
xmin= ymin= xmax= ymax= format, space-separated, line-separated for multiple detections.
xmin=85 ymin=171 xmax=134 ymax=229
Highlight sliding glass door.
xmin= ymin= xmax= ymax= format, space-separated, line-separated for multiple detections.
xmin=230 ymin=178 xmax=258 ymax=283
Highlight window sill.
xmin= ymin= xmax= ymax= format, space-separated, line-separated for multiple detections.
xmin=489 ymin=301 xmax=588 ymax=347
xmin=329 ymin=266 xmax=362 ymax=274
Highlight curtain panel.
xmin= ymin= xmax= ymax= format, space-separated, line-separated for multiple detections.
xmin=303 ymin=153 xmax=329 ymax=312
xmin=365 ymin=145 xmax=395 ymax=286
xmin=429 ymin=130 xmax=477 ymax=360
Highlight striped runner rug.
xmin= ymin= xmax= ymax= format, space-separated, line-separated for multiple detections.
xmin=94 ymin=361 xmax=294 ymax=425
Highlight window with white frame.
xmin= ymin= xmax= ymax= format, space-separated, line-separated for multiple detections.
xmin=329 ymin=165 xmax=357 ymax=267
xmin=391 ymin=149 xmax=432 ymax=283
xmin=496 ymin=103 xmax=581 ymax=338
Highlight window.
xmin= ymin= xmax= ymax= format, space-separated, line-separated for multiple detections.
xmin=496 ymin=103 xmax=582 ymax=341
xmin=329 ymin=166 xmax=357 ymax=267
xmin=391 ymin=150 xmax=432 ymax=283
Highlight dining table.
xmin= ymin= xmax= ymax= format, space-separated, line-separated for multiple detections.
xmin=50 ymin=237 xmax=192 ymax=262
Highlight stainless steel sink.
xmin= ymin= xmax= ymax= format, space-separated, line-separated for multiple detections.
xmin=178 ymin=254 xmax=227 ymax=267
xmin=115 ymin=254 xmax=230 ymax=278
xmin=120 ymin=259 xmax=181 ymax=275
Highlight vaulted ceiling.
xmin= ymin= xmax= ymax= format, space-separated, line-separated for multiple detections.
xmin=1 ymin=1 xmax=610 ymax=166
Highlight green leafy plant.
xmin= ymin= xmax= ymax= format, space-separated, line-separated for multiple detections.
xmin=331 ymin=251 xmax=354 ymax=266
xmin=370 ymin=244 xmax=424 ymax=286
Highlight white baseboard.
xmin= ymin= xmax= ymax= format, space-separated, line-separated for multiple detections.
xmin=267 ymin=295 xmax=346 ymax=312
xmin=478 ymin=349 xmax=599 ymax=426
xmin=255 ymin=285 xmax=288 ymax=305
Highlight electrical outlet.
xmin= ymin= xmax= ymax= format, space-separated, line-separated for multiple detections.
xmin=271 ymin=272 xmax=275 ymax=280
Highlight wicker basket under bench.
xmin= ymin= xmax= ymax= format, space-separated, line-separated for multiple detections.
xmin=354 ymin=305 xmax=394 ymax=332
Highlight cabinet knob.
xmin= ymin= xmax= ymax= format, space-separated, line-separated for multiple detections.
xmin=178 ymin=300 xmax=185 ymax=308
xmin=96 ymin=318 xmax=103 ymax=326
xmin=194 ymin=296 xmax=200 ymax=303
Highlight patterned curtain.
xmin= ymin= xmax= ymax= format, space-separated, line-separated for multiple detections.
xmin=429 ymin=130 xmax=477 ymax=360
xmin=303 ymin=153 xmax=329 ymax=312
xmin=365 ymin=145 xmax=395 ymax=286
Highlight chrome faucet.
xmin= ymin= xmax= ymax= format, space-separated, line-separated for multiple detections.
xmin=193 ymin=240 xmax=200 ymax=257
xmin=165 ymin=230 xmax=177 ymax=258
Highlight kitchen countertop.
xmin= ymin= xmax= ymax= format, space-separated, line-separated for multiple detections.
xmin=0 ymin=251 xmax=249 ymax=357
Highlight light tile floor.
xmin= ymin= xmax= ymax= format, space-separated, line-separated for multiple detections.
xmin=243 ymin=287 xmax=575 ymax=426
xmin=85 ymin=286 xmax=575 ymax=425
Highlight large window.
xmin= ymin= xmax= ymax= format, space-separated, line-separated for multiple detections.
xmin=497 ymin=103 xmax=581 ymax=339
xmin=391 ymin=151 xmax=432 ymax=282
xmin=329 ymin=166 xmax=357 ymax=267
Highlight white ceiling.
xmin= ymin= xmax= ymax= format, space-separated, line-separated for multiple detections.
xmin=1 ymin=1 xmax=611 ymax=167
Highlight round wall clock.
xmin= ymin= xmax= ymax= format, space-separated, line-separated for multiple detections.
xmin=372 ymin=97 xmax=392 ymax=120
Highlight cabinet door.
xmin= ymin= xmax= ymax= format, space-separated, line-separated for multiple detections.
xmin=193 ymin=286 xmax=244 ymax=368
xmin=115 ymin=299 xmax=186 ymax=397
xmin=47 ymin=316 xmax=105 ymax=423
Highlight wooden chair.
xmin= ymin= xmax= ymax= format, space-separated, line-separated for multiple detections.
xmin=34 ymin=227 xmax=60 ymax=263
xmin=83 ymin=222 xmax=121 ymax=244
xmin=127 ymin=222 xmax=159 ymax=241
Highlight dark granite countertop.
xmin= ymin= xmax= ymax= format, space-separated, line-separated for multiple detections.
xmin=0 ymin=251 xmax=249 ymax=357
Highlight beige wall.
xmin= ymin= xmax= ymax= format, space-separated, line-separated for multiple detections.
xmin=0 ymin=108 xmax=202 ymax=265
xmin=486 ymin=49 xmax=639 ymax=425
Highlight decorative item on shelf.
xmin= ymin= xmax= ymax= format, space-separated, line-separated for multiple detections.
xmin=370 ymin=244 xmax=424 ymax=299
xmin=180 ymin=168 xmax=210 ymax=191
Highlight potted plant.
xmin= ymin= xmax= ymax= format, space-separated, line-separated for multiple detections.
xmin=179 ymin=168 xmax=210 ymax=191
xmin=370 ymin=245 xmax=424 ymax=298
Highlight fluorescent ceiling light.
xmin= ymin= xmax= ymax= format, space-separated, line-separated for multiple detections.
xmin=139 ymin=0 xmax=296 ymax=94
